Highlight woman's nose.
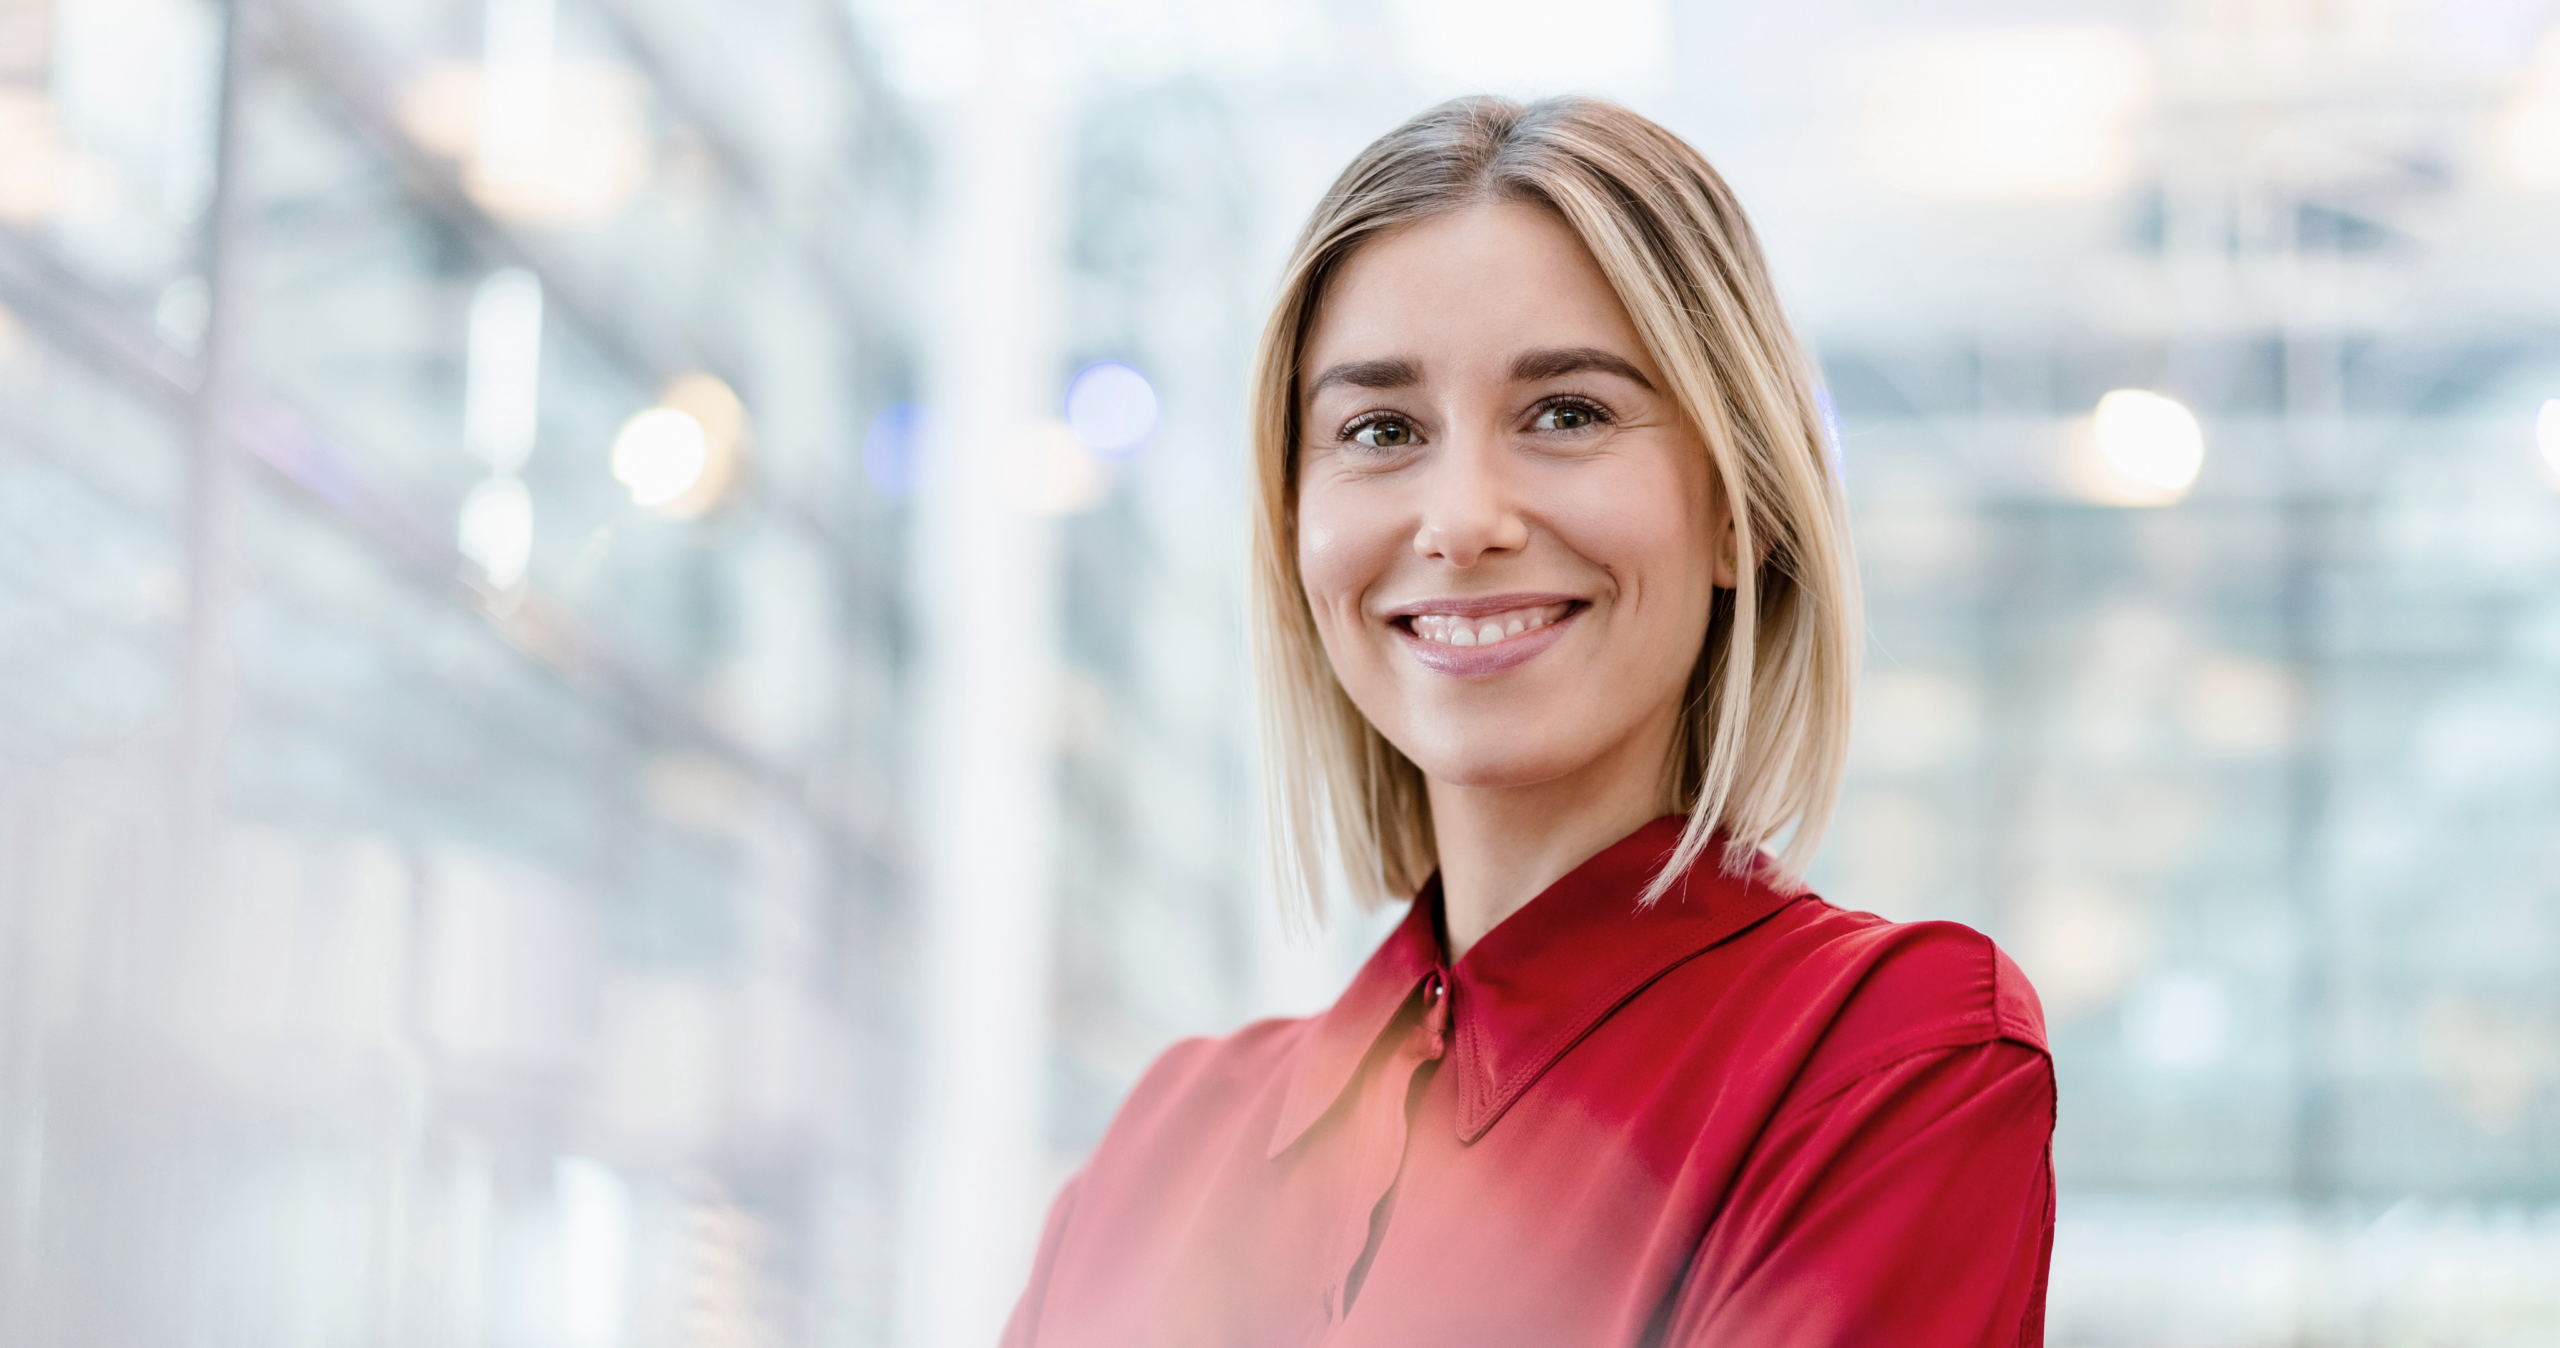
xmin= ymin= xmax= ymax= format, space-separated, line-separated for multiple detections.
xmin=1411 ymin=436 xmax=1529 ymax=568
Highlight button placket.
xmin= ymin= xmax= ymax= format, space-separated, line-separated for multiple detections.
xmin=1313 ymin=972 xmax=1452 ymax=1337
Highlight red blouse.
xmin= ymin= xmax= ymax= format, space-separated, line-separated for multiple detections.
xmin=1004 ymin=817 xmax=2056 ymax=1347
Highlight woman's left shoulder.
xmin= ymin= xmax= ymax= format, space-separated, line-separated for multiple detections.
xmin=1755 ymin=898 xmax=2049 ymax=1060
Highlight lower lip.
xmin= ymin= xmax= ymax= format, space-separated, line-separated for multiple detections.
xmin=1392 ymin=608 xmax=1580 ymax=678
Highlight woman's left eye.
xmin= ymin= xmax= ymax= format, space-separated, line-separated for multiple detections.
xmin=1532 ymin=401 xmax=1606 ymax=433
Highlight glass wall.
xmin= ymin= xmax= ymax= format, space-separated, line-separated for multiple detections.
xmin=1 ymin=0 xmax=919 ymax=1341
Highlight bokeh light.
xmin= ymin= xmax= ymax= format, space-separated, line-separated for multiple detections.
xmin=457 ymin=474 xmax=534 ymax=588
xmin=863 ymin=402 xmax=931 ymax=498
xmin=612 ymin=407 xmax=710 ymax=508
xmin=610 ymin=374 xmax=746 ymax=517
xmin=558 ymin=1156 xmax=633 ymax=1348
xmin=1008 ymin=419 xmax=1108 ymax=516
xmin=464 ymin=268 xmax=543 ymax=475
xmin=2491 ymin=32 xmax=2560 ymax=189
xmin=1063 ymin=361 xmax=1159 ymax=461
xmin=2093 ymin=389 xmax=2205 ymax=496
xmin=392 ymin=0 xmax=652 ymax=227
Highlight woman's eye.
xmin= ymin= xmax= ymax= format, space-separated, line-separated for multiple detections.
xmin=1351 ymin=419 xmax=1415 ymax=449
xmin=1534 ymin=402 xmax=1603 ymax=432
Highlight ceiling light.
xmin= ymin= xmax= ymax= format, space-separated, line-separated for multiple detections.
xmin=612 ymin=373 xmax=748 ymax=517
xmin=395 ymin=59 xmax=650 ymax=224
xmin=465 ymin=269 xmax=544 ymax=474
xmin=2094 ymin=389 xmax=2204 ymax=493
xmin=1865 ymin=28 xmax=2151 ymax=201
xmin=2492 ymin=32 xmax=2560 ymax=189
xmin=612 ymin=408 xmax=709 ymax=509
xmin=458 ymin=474 xmax=535 ymax=588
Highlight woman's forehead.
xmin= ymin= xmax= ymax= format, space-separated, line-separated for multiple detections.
xmin=1301 ymin=202 xmax=1654 ymax=392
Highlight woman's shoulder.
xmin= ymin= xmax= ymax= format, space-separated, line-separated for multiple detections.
xmin=1090 ymin=1014 xmax=1311 ymax=1154
xmin=1750 ymin=896 xmax=2049 ymax=1064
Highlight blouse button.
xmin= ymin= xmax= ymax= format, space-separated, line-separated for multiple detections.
xmin=1426 ymin=975 xmax=1444 ymax=999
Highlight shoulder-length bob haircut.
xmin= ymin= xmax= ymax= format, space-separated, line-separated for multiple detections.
xmin=1250 ymin=95 xmax=1861 ymax=918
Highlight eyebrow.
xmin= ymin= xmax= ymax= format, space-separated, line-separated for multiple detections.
xmin=1510 ymin=346 xmax=1655 ymax=390
xmin=1306 ymin=357 xmax=1423 ymax=395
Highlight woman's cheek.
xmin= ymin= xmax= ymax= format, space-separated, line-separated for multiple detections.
xmin=1542 ymin=482 xmax=1669 ymax=590
xmin=1296 ymin=484 xmax=1389 ymax=635
xmin=1294 ymin=512 xmax=1342 ymax=622
xmin=1548 ymin=459 xmax=1713 ymax=653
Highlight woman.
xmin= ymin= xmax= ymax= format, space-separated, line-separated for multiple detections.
xmin=1004 ymin=96 xmax=2055 ymax=1347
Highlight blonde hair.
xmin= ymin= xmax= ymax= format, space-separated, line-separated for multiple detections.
xmin=1251 ymin=95 xmax=1860 ymax=917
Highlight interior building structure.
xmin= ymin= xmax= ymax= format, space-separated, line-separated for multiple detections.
xmin=0 ymin=0 xmax=2556 ymax=1344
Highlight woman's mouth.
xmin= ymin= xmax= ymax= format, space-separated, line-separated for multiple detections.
xmin=1389 ymin=598 xmax=1585 ymax=677
xmin=1400 ymin=602 xmax=1576 ymax=649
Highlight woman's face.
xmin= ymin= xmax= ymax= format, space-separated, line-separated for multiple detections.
xmin=1295 ymin=201 xmax=1733 ymax=794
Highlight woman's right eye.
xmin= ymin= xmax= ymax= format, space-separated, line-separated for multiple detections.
xmin=1350 ymin=418 xmax=1415 ymax=449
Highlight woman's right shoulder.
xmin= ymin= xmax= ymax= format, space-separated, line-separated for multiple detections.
xmin=1094 ymin=1015 xmax=1312 ymax=1157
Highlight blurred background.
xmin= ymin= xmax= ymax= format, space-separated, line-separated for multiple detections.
xmin=2 ymin=0 xmax=2557 ymax=1344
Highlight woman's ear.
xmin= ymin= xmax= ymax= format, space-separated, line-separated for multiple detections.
xmin=1710 ymin=515 xmax=1743 ymax=590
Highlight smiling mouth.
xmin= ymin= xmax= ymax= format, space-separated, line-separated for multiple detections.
xmin=1395 ymin=601 xmax=1581 ymax=649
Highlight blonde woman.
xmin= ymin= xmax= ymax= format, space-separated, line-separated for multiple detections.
xmin=1005 ymin=97 xmax=2055 ymax=1347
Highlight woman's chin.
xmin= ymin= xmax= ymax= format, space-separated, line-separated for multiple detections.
xmin=1403 ymin=742 xmax=1595 ymax=794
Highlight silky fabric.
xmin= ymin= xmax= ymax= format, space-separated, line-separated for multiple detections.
xmin=1004 ymin=817 xmax=2056 ymax=1347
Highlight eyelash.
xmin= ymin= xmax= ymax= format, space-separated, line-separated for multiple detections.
xmin=1532 ymin=395 xmax=1612 ymax=433
xmin=1333 ymin=395 xmax=1616 ymax=449
xmin=1338 ymin=410 xmax=1411 ymax=447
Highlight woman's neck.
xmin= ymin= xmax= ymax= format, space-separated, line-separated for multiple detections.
xmin=1425 ymin=708 xmax=1680 ymax=962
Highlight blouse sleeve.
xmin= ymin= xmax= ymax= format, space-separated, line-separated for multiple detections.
xmin=998 ymin=1173 xmax=1084 ymax=1348
xmin=1661 ymin=1038 xmax=2057 ymax=1347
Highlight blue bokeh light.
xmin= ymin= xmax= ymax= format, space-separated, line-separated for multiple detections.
xmin=1063 ymin=361 xmax=1160 ymax=461
xmin=864 ymin=402 xmax=932 ymax=498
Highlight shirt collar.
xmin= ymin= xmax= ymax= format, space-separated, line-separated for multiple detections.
xmin=1267 ymin=816 xmax=1803 ymax=1158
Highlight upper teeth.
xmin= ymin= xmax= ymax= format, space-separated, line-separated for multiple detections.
xmin=1408 ymin=603 xmax=1570 ymax=648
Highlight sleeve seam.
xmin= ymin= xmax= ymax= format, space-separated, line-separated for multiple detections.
xmin=1989 ymin=940 xmax=2045 ymax=1049
xmin=1768 ymin=929 xmax=2044 ymax=1125
xmin=1766 ymin=1032 xmax=2049 ymax=1132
